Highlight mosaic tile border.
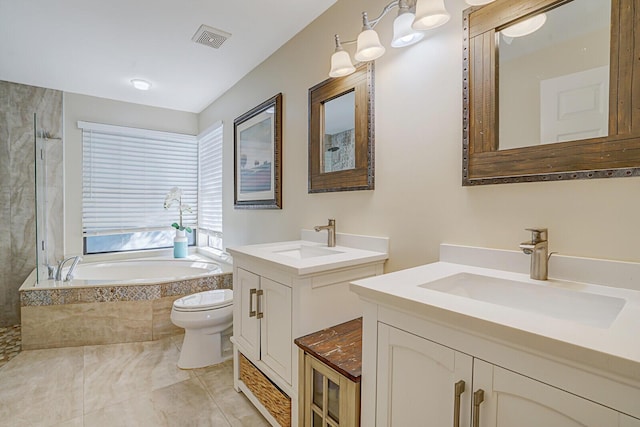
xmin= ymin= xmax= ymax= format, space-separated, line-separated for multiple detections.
xmin=20 ymin=273 xmax=232 ymax=307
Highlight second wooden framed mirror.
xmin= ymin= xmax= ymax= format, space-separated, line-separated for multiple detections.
xmin=308 ymin=63 xmax=374 ymax=193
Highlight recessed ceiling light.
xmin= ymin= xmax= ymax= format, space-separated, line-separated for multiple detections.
xmin=131 ymin=79 xmax=151 ymax=91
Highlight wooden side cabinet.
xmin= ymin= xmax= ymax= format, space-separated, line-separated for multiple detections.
xmin=295 ymin=318 xmax=363 ymax=427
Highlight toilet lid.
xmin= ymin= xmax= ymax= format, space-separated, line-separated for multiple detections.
xmin=173 ymin=289 xmax=233 ymax=311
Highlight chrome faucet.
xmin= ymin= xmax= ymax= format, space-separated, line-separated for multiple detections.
xmin=55 ymin=256 xmax=83 ymax=282
xmin=314 ymin=219 xmax=336 ymax=247
xmin=519 ymin=228 xmax=548 ymax=280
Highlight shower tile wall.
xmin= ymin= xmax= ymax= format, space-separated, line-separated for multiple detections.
xmin=0 ymin=80 xmax=63 ymax=327
xmin=324 ymin=128 xmax=355 ymax=172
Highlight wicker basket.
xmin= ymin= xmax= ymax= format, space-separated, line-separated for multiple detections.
xmin=239 ymin=353 xmax=291 ymax=427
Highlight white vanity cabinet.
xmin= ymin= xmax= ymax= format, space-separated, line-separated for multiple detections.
xmin=376 ymin=322 xmax=640 ymax=427
xmin=229 ymin=234 xmax=389 ymax=427
xmin=236 ymin=268 xmax=292 ymax=384
xmin=352 ymin=245 xmax=640 ymax=427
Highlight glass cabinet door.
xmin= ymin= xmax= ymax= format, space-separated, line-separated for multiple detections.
xmin=309 ymin=357 xmax=341 ymax=426
xmin=301 ymin=352 xmax=360 ymax=427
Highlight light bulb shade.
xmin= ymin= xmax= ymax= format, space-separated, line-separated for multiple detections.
xmin=465 ymin=0 xmax=496 ymax=5
xmin=354 ymin=29 xmax=386 ymax=62
xmin=413 ymin=0 xmax=451 ymax=30
xmin=501 ymin=13 xmax=547 ymax=38
xmin=329 ymin=50 xmax=356 ymax=78
xmin=391 ymin=12 xmax=425 ymax=48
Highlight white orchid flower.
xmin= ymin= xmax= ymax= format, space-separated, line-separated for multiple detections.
xmin=163 ymin=186 xmax=182 ymax=209
xmin=163 ymin=186 xmax=192 ymax=233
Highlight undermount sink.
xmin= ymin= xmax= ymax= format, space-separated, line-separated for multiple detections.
xmin=419 ymin=273 xmax=626 ymax=328
xmin=274 ymin=245 xmax=344 ymax=259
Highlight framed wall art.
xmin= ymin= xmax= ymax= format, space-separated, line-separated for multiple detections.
xmin=234 ymin=93 xmax=282 ymax=209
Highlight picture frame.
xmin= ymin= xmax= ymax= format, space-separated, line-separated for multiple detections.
xmin=234 ymin=93 xmax=283 ymax=209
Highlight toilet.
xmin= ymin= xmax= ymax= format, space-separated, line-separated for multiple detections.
xmin=170 ymin=289 xmax=234 ymax=369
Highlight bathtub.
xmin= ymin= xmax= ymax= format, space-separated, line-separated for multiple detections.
xmin=35 ymin=259 xmax=224 ymax=287
xmin=19 ymin=256 xmax=233 ymax=350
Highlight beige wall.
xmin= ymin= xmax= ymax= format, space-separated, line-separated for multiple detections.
xmin=199 ymin=0 xmax=640 ymax=273
xmin=63 ymin=93 xmax=198 ymax=255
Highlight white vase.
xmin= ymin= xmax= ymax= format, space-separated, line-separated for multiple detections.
xmin=173 ymin=229 xmax=188 ymax=258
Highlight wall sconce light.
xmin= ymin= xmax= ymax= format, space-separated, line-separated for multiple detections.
xmin=329 ymin=0 xmax=430 ymax=78
xmin=329 ymin=35 xmax=356 ymax=78
xmin=328 ymin=0 xmax=500 ymax=78
xmin=413 ymin=0 xmax=451 ymax=30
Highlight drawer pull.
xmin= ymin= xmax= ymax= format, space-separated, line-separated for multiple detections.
xmin=473 ymin=389 xmax=484 ymax=427
xmin=453 ymin=380 xmax=465 ymax=427
xmin=249 ymin=288 xmax=257 ymax=317
xmin=256 ymin=289 xmax=264 ymax=319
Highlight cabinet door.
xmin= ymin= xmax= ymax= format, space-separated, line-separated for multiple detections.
xmin=376 ymin=323 xmax=473 ymax=427
xmin=473 ymin=359 xmax=621 ymax=427
xmin=260 ymin=277 xmax=292 ymax=384
xmin=304 ymin=354 xmax=360 ymax=427
xmin=235 ymin=268 xmax=260 ymax=360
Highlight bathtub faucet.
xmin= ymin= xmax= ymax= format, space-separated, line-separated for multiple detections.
xmin=55 ymin=256 xmax=83 ymax=282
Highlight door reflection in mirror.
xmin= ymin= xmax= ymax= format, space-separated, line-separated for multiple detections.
xmin=323 ymin=91 xmax=356 ymax=173
xmin=498 ymin=0 xmax=611 ymax=150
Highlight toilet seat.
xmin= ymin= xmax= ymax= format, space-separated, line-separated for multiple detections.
xmin=173 ymin=289 xmax=233 ymax=312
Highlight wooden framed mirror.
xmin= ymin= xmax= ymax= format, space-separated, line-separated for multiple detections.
xmin=463 ymin=0 xmax=640 ymax=185
xmin=308 ymin=63 xmax=374 ymax=193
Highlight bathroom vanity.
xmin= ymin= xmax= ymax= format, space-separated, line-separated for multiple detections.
xmin=227 ymin=230 xmax=388 ymax=426
xmin=350 ymin=245 xmax=640 ymax=427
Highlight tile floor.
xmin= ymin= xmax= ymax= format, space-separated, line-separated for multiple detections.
xmin=0 ymin=335 xmax=269 ymax=427
xmin=0 ymin=324 xmax=21 ymax=368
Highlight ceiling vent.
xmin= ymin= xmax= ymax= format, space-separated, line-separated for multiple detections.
xmin=192 ymin=24 xmax=231 ymax=49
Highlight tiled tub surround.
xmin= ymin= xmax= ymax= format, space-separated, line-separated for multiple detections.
xmin=19 ymin=258 xmax=232 ymax=350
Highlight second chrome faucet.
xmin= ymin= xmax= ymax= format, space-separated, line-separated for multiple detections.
xmin=314 ymin=219 xmax=336 ymax=247
xmin=519 ymin=228 xmax=549 ymax=280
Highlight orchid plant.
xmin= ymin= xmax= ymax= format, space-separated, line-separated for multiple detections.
xmin=163 ymin=187 xmax=193 ymax=233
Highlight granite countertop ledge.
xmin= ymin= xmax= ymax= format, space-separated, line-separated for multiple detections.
xmin=295 ymin=317 xmax=362 ymax=383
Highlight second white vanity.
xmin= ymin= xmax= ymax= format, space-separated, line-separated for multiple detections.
xmin=227 ymin=229 xmax=388 ymax=426
xmin=351 ymin=244 xmax=640 ymax=427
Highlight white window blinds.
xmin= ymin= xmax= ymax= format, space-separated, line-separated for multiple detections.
xmin=198 ymin=122 xmax=223 ymax=238
xmin=80 ymin=121 xmax=198 ymax=236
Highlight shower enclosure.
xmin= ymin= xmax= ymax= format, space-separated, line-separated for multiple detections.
xmin=34 ymin=113 xmax=64 ymax=284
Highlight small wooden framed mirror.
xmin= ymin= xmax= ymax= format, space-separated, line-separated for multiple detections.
xmin=308 ymin=63 xmax=374 ymax=193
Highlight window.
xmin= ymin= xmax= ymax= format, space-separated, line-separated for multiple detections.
xmin=80 ymin=121 xmax=198 ymax=254
xmin=198 ymin=122 xmax=223 ymax=251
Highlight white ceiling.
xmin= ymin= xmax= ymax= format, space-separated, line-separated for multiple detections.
xmin=0 ymin=0 xmax=336 ymax=113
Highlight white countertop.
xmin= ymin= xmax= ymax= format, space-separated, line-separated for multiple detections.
xmin=227 ymin=239 xmax=389 ymax=276
xmin=350 ymin=259 xmax=640 ymax=381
